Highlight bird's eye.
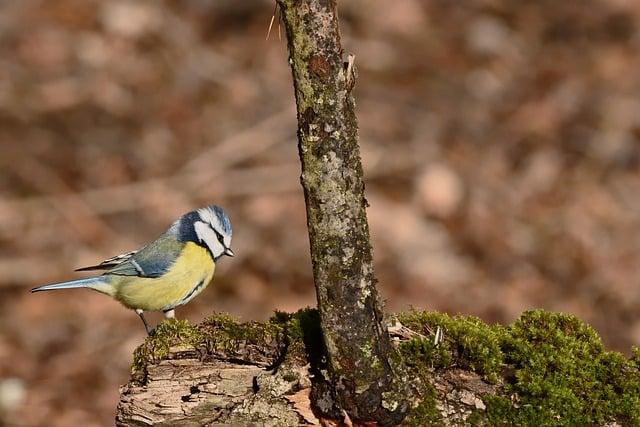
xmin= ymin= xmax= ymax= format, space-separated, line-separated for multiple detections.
xmin=212 ymin=227 xmax=225 ymax=244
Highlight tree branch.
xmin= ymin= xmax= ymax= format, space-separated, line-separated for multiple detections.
xmin=276 ymin=0 xmax=414 ymax=424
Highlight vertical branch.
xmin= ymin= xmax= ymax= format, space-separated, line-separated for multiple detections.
xmin=277 ymin=0 xmax=413 ymax=424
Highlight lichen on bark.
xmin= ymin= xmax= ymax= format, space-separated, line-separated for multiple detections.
xmin=276 ymin=0 xmax=415 ymax=424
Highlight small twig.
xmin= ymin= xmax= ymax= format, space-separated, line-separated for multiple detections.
xmin=387 ymin=317 xmax=445 ymax=347
xmin=345 ymin=54 xmax=355 ymax=88
xmin=277 ymin=6 xmax=282 ymax=41
xmin=266 ymin=2 xmax=278 ymax=40
xmin=387 ymin=318 xmax=429 ymax=341
xmin=434 ymin=326 xmax=444 ymax=346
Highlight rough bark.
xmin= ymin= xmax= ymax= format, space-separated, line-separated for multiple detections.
xmin=275 ymin=0 xmax=413 ymax=424
xmin=117 ymin=353 xmax=310 ymax=426
xmin=116 ymin=354 xmax=495 ymax=427
xmin=115 ymin=317 xmax=497 ymax=426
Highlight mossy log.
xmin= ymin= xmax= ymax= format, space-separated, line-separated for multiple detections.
xmin=116 ymin=310 xmax=640 ymax=426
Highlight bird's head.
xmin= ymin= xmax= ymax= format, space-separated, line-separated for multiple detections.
xmin=178 ymin=205 xmax=234 ymax=260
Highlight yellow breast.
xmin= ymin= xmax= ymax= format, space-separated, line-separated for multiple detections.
xmin=112 ymin=242 xmax=215 ymax=312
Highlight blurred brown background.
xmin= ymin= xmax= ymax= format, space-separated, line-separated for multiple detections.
xmin=1 ymin=0 xmax=640 ymax=425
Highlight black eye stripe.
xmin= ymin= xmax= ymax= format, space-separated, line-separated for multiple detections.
xmin=210 ymin=225 xmax=225 ymax=243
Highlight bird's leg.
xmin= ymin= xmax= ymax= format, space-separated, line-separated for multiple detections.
xmin=163 ymin=309 xmax=175 ymax=319
xmin=136 ymin=309 xmax=154 ymax=336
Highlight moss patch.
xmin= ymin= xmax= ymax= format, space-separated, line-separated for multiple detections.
xmin=271 ymin=308 xmax=325 ymax=365
xmin=132 ymin=319 xmax=201 ymax=374
xmin=398 ymin=311 xmax=504 ymax=383
xmin=132 ymin=310 xmax=324 ymax=378
xmin=398 ymin=309 xmax=640 ymax=426
xmin=198 ymin=313 xmax=284 ymax=357
xmin=492 ymin=310 xmax=640 ymax=426
xmin=401 ymin=382 xmax=442 ymax=427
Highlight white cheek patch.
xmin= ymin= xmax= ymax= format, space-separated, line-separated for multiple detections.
xmin=194 ymin=221 xmax=225 ymax=258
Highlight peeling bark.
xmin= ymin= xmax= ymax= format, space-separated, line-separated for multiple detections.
xmin=115 ymin=333 xmax=497 ymax=426
xmin=275 ymin=0 xmax=414 ymax=424
xmin=116 ymin=349 xmax=310 ymax=426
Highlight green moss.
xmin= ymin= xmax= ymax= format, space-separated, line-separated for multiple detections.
xmin=278 ymin=0 xmax=316 ymax=114
xmin=132 ymin=319 xmax=201 ymax=373
xmin=133 ymin=310 xmax=325 ymax=377
xmin=399 ymin=309 xmax=640 ymax=426
xmin=198 ymin=312 xmax=284 ymax=356
xmin=466 ymin=409 xmax=492 ymax=426
xmin=398 ymin=311 xmax=504 ymax=382
xmin=402 ymin=384 xmax=442 ymax=427
xmin=132 ymin=314 xmax=283 ymax=377
xmin=271 ymin=308 xmax=325 ymax=363
xmin=492 ymin=310 xmax=640 ymax=426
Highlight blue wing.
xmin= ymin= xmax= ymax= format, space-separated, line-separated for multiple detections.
xmin=77 ymin=233 xmax=184 ymax=279
xmin=108 ymin=233 xmax=184 ymax=278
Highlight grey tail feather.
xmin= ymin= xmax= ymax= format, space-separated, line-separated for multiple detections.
xmin=31 ymin=277 xmax=104 ymax=293
xmin=74 ymin=265 xmax=108 ymax=272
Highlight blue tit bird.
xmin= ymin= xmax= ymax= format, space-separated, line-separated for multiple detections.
xmin=31 ymin=205 xmax=234 ymax=335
